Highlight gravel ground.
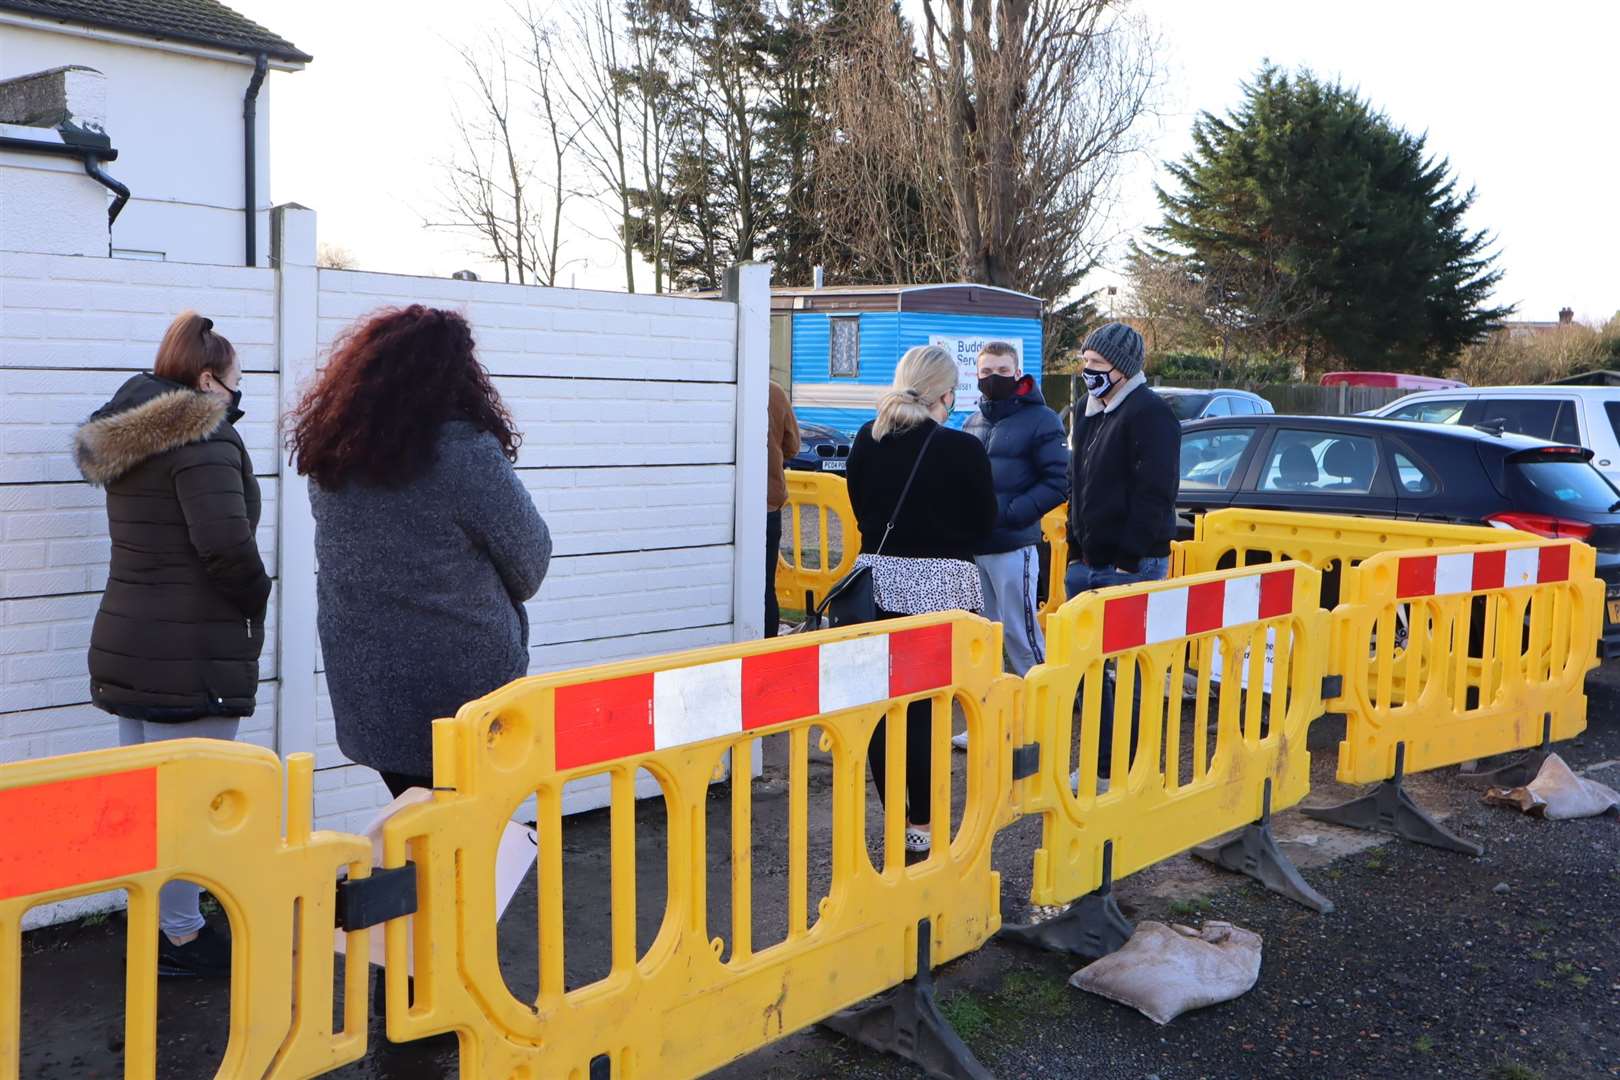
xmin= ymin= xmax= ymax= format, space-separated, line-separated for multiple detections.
xmin=719 ymin=672 xmax=1620 ymax=1080
xmin=15 ymin=668 xmax=1619 ymax=1080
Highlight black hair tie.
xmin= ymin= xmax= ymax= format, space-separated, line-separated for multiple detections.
xmin=199 ymin=317 xmax=214 ymax=335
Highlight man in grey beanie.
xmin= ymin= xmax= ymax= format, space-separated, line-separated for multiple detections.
xmin=1066 ymin=321 xmax=1180 ymax=784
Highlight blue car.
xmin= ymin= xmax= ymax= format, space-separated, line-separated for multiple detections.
xmin=788 ymin=421 xmax=854 ymax=474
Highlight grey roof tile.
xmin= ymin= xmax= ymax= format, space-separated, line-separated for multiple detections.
xmin=0 ymin=0 xmax=311 ymax=63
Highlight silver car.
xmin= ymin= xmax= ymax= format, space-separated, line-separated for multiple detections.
xmin=1154 ymin=387 xmax=1275 ymax=421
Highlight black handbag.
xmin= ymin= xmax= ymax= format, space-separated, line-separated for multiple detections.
xmin=813 ymin=425 xmax=939 ymax=629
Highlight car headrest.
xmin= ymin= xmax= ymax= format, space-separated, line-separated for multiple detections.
xmin=1322 ymin=438 xmax=1372 ymax=481
xmin=1278 ymin=444 xmax=1319 ymax=485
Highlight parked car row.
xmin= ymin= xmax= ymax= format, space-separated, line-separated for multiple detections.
xmin=1176 ymin=412 xmax=1620 ymax=656
xmin=786 ymin=383 xmax=1620 ymax=657
xmin=1368 ymin=386 xmax=1620 ymax=488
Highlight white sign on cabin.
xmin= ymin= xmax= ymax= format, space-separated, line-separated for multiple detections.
xmin=929 ymin=334 xmax=1025 ymax=416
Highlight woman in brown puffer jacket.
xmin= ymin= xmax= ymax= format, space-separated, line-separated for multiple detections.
xmin=73 ymin=310 xmax=270 ymax=979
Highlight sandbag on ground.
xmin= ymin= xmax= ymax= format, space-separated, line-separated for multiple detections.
xmin=1484 ymin=754 xmax=1620 ymax=820
xmin=1070 ymin=920 xmax=1262 ymax=1025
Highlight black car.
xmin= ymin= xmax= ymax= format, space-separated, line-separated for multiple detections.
xmin=1176 ymin=414 xmax=1620 ymax=656
xmin=788 ymin=421 xmax=853 ymax=474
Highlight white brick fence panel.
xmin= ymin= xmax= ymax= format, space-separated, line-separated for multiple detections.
xmin=1 ymin=211 xmax=769 ymax=908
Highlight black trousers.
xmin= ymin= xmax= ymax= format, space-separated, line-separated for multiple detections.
xmin=867 ymin=700 xmax=935 ymax=826
xmin=765 ymin=508 xmax=783 ymax=637
xmin=865 ymin=607 xmax=934 ymax=825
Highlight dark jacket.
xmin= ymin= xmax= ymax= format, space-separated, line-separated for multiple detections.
xmin=312 ymin=422 xmax=552 ymax=777
xmin=75 ymin=374 xmax=271 ymax=722
xmin=1067 ymin=378 xmax=1181 ymax=570
xmin=964 ymin=376 xmax=1069 ymax=554
xmin=846 ymin=419 xmax=996 ymax=563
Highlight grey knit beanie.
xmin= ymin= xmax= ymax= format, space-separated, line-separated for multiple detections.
xmin=1081 ymin=322 xmax=1145 ymax=379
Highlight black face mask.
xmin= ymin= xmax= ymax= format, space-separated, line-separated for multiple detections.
xmin=978 ymin=373 xmax=1020 ymax=402
xmin=225 ymin=386 xmax=244 ymax=424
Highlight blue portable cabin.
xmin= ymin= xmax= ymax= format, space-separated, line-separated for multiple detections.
xmin=768 ymin=283 xmax=1045 ymax=436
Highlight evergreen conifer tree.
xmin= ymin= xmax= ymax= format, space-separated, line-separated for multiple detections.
xmin=1149 ymin=65 xmax=1512 ymax=374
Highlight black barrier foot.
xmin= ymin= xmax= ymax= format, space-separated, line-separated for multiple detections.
xmin=1193 ymin=780 xmax=1335 ymax=914
xmin=1457 ymin=713 xmax=1553 ymax=790
xmin=1302 ymin=744 xmax=1484 ymax=857
xmin=821 ymin=919 xmax=992 ymax=1080
xmin=997 ymin=841 xmax=1134 ymax=961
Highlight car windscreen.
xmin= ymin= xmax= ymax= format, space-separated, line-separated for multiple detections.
xmin=1159 ymin=392 xmax=1211 ymax=421
xmin=1509 ymin=457 xmax=1619 ymax=512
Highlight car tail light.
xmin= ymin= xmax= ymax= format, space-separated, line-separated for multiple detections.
xmin=1485 ymin=511 xmax=1594 ymax=541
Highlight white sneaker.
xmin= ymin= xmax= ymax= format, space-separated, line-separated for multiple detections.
xmin=951 ymin=732 xmax=969 ymax=751
xmin=905 ymin=826 xmax=932 ymax=854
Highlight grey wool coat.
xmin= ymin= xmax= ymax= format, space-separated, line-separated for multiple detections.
xmin=311 ymin=421 xmax=551 ymax=777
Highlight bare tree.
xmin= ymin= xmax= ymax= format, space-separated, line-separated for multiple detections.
xmin=563 ymin=0 xmax=638 ymax=292
xmin=1450 ymin=315 xmax=1620 ymax=386
xmin=514 ymin=4 xmax=581 ymax=287
xmin=808 ymin=0 xmax=1158 ymax=333
xmin=913 ymin=0 xmax=1159 ymax=298
xmin=1124 ymin=241 xmax=1324 ymax=377
xmin=316 ymin=242 xmax=357 ymax=270
xmin=432 ymin=13 xmax=576 ymax=286
xmin=812 ymin=0 xmax=958 ymax=285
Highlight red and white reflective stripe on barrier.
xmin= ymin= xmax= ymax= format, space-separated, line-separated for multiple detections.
xmin=1395 ymin=545 xmax=1569 ymax=600
xmin=551 ymin=623 xmax=954 ymax=770
xmin=1102 ymin=567 xmax=1296 ymax=654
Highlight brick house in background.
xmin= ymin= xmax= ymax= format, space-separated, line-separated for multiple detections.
xmin=0 ymin=0 xmax=309 ymax=264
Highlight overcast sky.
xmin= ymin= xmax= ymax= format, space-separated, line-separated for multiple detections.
xmin=235 ymin=0 xmax=1619 ymax=323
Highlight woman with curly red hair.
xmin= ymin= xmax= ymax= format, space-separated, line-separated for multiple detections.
xmin=289 ymin=305 xmax=551 ymax=797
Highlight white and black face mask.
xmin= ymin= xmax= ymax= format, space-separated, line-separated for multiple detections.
xmin=1082 ymin=368 xmax=1113 ymax=399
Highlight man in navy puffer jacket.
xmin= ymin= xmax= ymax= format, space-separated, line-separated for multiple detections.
xmin=963 ymin=341 xmax=1068 ymax=677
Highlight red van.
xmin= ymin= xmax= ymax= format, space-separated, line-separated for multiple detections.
xmin=1320 ymin=371 xmax=1467 ymax=390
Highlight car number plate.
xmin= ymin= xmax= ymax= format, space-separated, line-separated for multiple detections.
xmin=822 ymin=459 xmax=847 ymax=472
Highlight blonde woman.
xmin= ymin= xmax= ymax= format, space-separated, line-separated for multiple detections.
xmin=844 ymin=345 xmax=996 ymax=854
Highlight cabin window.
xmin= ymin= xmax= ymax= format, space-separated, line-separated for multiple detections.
xmin=829 ymin=317 xmax=860 ymax=377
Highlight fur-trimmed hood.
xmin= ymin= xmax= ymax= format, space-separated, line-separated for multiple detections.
xmin=75 ymin=374 xmax=229 ymax=486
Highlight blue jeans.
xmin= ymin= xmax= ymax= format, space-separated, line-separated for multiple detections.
xmin=1064 ymin=557 xmax=1169 ymax=778
xmin=1064 ymin=555 xmax=1170 ymax=597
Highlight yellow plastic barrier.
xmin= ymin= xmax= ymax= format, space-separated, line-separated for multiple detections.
xmin=375 ymin=612 xmax=1019 ymax=1079
xmin=1175 ymin=507 xmax=1510 ymax=585
xmin=776 ymin=470 xmax=860 ymax=613
xmin=0 ymin=742 xmax=372 ymax=1080
xmin=780 ymin=475 xmax=1073 ymax=631
xmin=1037 ymin=504 xmax=1069 ymax=628
xmin=1007 ymin=560 xmax=1333 ymax=954
xmin=1302 ymin=538 xmax=1602 ymax=853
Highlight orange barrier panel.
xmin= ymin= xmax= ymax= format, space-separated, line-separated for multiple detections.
xmin=0 ymin=744 xmax=372 ymax=1080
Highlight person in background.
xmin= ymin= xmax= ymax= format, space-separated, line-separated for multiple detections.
xmin=1066 ymin=321 xmax=1181 ymax=787
xmin=289 ymin=305 xmax=551 ymax=800
xmin=75 ymin=311 xmax=269 ymax=978
xmin=963 ymin=342 xmax=1067 ymax=673
xmin=766 ymin=381 xmax=801 ymax=636
xmin=845 ymin=345 xmax=996 ymax=855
